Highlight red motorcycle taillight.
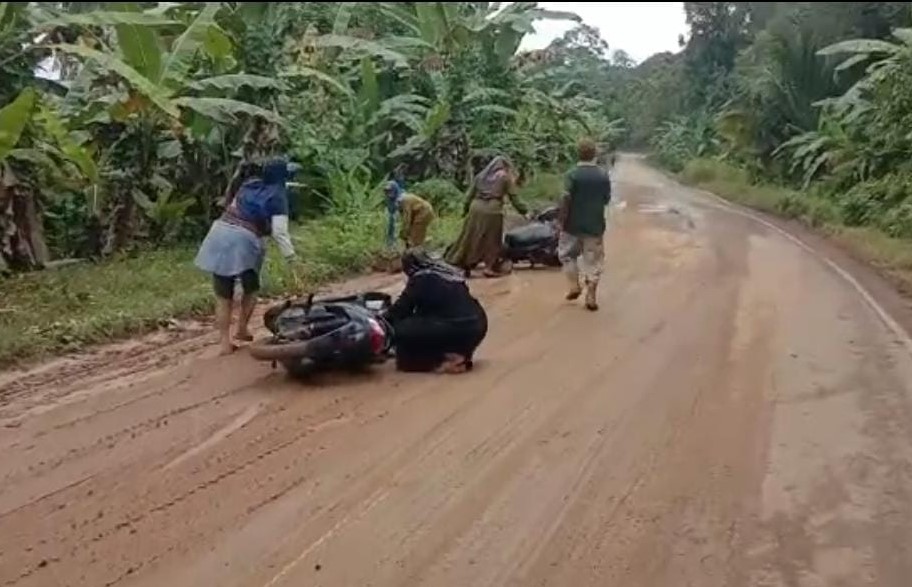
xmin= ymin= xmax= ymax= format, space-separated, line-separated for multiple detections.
xmin=367 ymin=319 xmax=386 ymax=354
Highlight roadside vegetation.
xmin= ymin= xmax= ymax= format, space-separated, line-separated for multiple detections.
xmin=629 ymin=3 xmax=912 ymax=294
xmin=7 ymin=2 xmax=912 ymax=365
xmin=0 ymin=2 xmax=634 ymax=364
xmin=0 ymin=213 xmax=465 ymax=363
xmin=678 ymin=158 xmax=912 ymax=294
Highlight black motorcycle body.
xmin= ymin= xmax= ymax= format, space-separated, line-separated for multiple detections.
xmin=249 ymin=291 xmax=393 ymax=377
xmin=502 ymin=206 xmax=562 ymax=268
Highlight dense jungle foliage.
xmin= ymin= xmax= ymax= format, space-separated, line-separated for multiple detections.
xmin=0 ymin=1 xmax=632 ymax=273
xmin=0 ymin=1 xmax=637 ymax=362
xmin=646 ymin=2 xmax=912 ymax=239
xmin=5 ymin=2 xmax=912 ymax=272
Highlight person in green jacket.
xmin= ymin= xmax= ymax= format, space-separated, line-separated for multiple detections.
xmin=558 ymin=138 xmax=612 ymax=311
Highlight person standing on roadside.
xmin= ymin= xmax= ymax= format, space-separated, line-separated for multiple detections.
xmin=558 ymin=138 xmax=612 ymax=311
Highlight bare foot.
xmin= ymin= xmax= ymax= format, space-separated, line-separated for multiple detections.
xmin=566 ymin=288 xmax=582 ymax=301
xmin=436 ymin=354 xmax=468 ymax=374
xmin=440 ymin=362 xmax=469 ymax=374
xmin=218 ymin=343 xmax=238 ymax=356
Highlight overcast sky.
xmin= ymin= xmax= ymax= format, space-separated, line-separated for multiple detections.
xmin=519 ymin=2 xmax=687 ymax=63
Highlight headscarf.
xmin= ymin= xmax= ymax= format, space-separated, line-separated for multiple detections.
xmin=474 ymin=155 xmax=512 ymax=200
xmin=238 ymin=157 xmax=294 ymax=200
xmin=230 ymin=157 xmax=298 ymax=233
xmin=401 ymin=248 xmax=465 ymax=283
xmin=384 ymin=180 xmax=402 ymax=205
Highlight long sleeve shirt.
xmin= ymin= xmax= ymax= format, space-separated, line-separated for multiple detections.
xmin=386 ymin=273 xmax=482 ymax=324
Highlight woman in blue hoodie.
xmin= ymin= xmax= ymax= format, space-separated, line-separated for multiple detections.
xmin=195 ymin=158 xmax=299 ymax=354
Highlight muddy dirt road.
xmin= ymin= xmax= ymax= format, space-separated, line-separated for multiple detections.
xmin=3 ymin=158 xmax=912 ymax=587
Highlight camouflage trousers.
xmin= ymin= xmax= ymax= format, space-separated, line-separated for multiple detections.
xmin=558 ymin=232 xmax=604 ymax=285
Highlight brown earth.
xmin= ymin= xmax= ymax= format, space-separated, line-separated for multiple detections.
xmin=2 ymin=157 xmax=912 ymax=587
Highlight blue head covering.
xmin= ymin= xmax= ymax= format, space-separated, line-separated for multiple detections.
xmin=235 ymin=157 xmax=298 ymax=227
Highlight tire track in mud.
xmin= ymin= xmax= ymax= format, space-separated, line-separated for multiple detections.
xmin=6 ymin=158 xmax=912 ymax=587
xmin=118 ymin=279 xmax=624 ymax=587
xmin=1 ymin=176 xmax=691 ymax=587
xmin=399 ymin=271 xmax=720 ymax=586
xmin=1 ymin=405 xmax=352 ymax=586
xmin=251 ymin=261 xmax=705 ymax=587
xmin=23 ymin=201 xmax=664 ymax=587
xmin=0 ymin=329 xmax=209 ymax=393
xmin=3 ymin=315 xmax=439 ymax=587
xmin=0 ymin=373 xmax=273 ymax=502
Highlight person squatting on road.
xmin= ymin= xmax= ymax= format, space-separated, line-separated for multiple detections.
xmin=559 ymin=138 xmax=612 ymax=311
xmin=195 ymin=157 xmax=300 ymax=355
xmin=384 ymin=249 xmax=488 ymax=374
xmin=384 ymin=181 xmax=436 ymax=249
xmin=446 ymin=155 xmax=529 ymax=278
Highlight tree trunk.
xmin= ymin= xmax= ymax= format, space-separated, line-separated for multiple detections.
xmin=0 ymin=164 xmax=50 ymax=271
xmin=102 ymin=185 xmax=136 ymax=256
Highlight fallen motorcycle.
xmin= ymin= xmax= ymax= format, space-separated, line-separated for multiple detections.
xmin=249 ymin=291 xmax=393 ymax=377
xmin=502 ymin=206 xmax=562 ymax=268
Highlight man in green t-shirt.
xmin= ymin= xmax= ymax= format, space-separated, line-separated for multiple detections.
xmin=558 ymin=138 xmax=612 ymax=311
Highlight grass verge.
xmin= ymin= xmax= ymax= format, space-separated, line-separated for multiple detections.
xmin=678 ymin=157 xmax=912 ymax=294
xmin=519 ymin=171 xmax=564 ymax=211
xmin=0 ymin=211 xmax=461 ymax=366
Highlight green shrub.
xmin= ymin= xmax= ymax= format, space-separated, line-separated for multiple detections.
xmin=879 ymin=201 xmax=912 ymax=239
xmin=519 ymin=172 xmax=564 ymax=209
xmin=775 ymin=192 xmax=810 ymax=218
xmin=804 ymin=197 xmax=841 ymax=228
xmin=681 ymin=158 xmax=719 ymax=184
xmin=0 ymin=205 xmax=466 ymax=365
xmin=839 ymin=188 xmax=882 ymax=227
xmin=681 ymin=158 xmax=749 ymax=186
xmin=410 ymin=178 xmax=464 ymax=215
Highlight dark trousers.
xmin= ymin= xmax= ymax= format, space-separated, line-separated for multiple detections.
xmin=393 ymin=311 xmax=488 ymax=372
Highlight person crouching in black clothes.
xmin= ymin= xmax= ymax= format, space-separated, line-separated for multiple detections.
xmin=384 ymin=249 xmax=488 ymax=374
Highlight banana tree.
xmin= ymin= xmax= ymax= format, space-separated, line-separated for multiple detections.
xmin=309 ymin=3 xmax=579 ymax=181
xmin=282 ymin=48 xmax=445 ymax=205
xmin=2 ymin=2 xmax=100 ymax=270
xmin=772 ymin=112 xmax=879 ymax=190
xmin=0 ymin=89 xmax=45 ymax=271
xmin=375 ymin=2 xmax=580 ymax=67
xmin=36 ymin=2 xmax=282 ymax=251
xmin=818 ymin=28 xmax=912 ymax=103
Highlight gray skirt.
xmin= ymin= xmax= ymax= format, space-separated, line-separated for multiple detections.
xmin=194 ymin=220 xmax=265 ymax=277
